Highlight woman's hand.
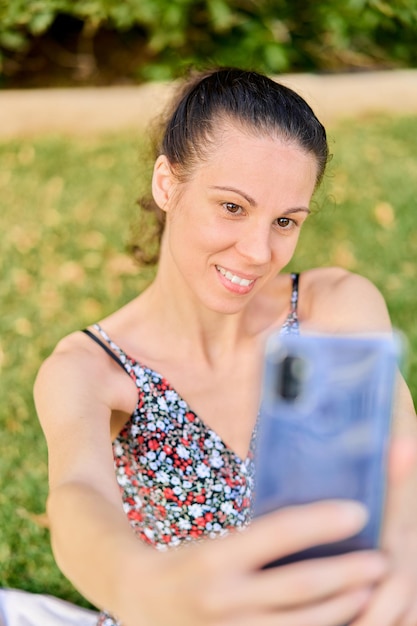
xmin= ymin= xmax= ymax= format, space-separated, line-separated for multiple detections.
xmin=116 ymin=500 xmax=387 ymax=626
xmin=351 ymin=436 xmax=417 ymax=626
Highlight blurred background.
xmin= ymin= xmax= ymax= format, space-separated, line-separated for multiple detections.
xmin=1 ymin=0 xmax=417 ymax=86
xmin=1 ymin=0 xmax=417 ymax=609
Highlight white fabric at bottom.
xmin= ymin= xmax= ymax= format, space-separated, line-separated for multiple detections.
xmin=0 ymin=589 xmax=98 ymax=626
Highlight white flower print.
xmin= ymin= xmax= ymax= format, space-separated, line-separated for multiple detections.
xmin=117 ymin=474 xmax=130 ymax=487
xmin=165 ymin=390 xmax=179 ymax=403
xmin=221 ymin=501 xmax=235 ymax=515
xmin=155 ymin=470 xmax=170 ymax=484
xmin=177 ymin=444 xmax=190 ymax=459
xmin=188 ymin=504 xmax=203 ymax=518
xmin=131 ymin=424 xmax=140 ymax=437
xmin=144 ymin=527 xmax=154 ymax=541
xmin=196 ymin=463 xmax=211 ymax=479
xmin=113 ymin=443 xmax=124 ymax=456
xmin=210 ymin=455 xmax=224 ymax=469
xmin=178 ymin=518 xmax=192 ymax=530
xmin=157 ymin=397 xmax=168 ymax=412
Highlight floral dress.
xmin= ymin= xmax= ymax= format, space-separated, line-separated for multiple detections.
xmin=83 ymin=273 xmax=300 ymax=626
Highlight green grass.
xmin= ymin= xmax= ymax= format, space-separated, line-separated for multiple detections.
xmin=1 ymin=115 xmax=416 ymax=606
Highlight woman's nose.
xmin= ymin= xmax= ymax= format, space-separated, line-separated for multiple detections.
xmin=235 ymin=225 xmax=272 ymax=266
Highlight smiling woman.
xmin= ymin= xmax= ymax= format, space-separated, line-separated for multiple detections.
xmin=32 ymin=67 xmax=417 ymax=626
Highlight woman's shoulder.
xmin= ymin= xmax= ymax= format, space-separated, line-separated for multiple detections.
xmin=35 ymin=327 xmax=137 ymax=419
xmin=300 ymin=266 xmax=375 ymax=295
xmin=299 ymin=267 xmax=392 ymax=333
xmin=43 ymin=329 xmax=109 ymax=373
xmin=35 ymin=331 xmax=109 ymax=405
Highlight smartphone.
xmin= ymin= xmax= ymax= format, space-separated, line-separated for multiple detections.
xmin=253 ymin=332 xmax=401 ymax=567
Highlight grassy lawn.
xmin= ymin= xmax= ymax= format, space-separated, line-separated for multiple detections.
xmin=0 ymin=114 xmax=416 ymax=607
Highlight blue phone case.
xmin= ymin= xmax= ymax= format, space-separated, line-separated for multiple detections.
xmin=254 ymin=333 xmax=400 ymax=567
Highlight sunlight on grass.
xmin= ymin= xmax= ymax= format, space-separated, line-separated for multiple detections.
xmin=1 ymin=115 xmax=416 ymax=604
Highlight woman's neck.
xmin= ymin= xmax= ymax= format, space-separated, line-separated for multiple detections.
xmin=143 ymin=270 xmax=252 ymax=367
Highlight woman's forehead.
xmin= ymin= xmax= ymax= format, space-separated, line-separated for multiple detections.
xmin=186 ymin=133 xmax=318 ymax=205
xmin=200 ymin=118 xmax=313 ymax=163
xmin=201 ymin=125 xmax=316 ymax=172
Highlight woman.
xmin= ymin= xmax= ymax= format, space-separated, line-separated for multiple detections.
xmin=34 ymin=68 xmax=417 ymax=626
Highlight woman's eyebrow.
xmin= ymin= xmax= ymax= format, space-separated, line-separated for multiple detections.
xmin=209 ymin=185 xmax=256 ymax=205
xmin=283 ymin=207 xmax=311 ymax=215
xmin=209 ymin=186 xmax=311 ymax=214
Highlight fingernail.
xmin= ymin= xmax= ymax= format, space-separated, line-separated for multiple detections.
xmin=340 ymin=501 xmax=369 ymax=527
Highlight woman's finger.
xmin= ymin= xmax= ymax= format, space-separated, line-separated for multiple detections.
xmin=208 ymin=500 xmax=368 ymax=573
xmin=206 ymin=550 xmax=387 ymax=614
xmin=350 ymin=573 xmax=412 ymax=626
xmin=217 ymin=587 xmax=373 ymax=626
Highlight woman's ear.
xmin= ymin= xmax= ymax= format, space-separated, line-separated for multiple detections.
xmin=152 ymin=155 xmax=176 ymax=211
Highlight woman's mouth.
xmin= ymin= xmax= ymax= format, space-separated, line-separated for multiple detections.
xmin=215 ymin=265 xmax=256 ymax=288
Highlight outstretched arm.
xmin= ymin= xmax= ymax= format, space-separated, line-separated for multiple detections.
xmin=34 ymin=333 xmax=140 ymax=613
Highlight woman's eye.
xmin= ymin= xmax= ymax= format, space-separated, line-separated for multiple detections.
xmin=223 ymin=202 xmax=242 ymax=214
xmin=275 ymin=217 xmax=294 ymax=229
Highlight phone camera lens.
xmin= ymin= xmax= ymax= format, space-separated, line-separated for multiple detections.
xmin=278 ymin=355 xmax=305 ymax=400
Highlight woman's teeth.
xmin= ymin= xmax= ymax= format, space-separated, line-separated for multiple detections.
xmin=216 ymin=265 xmax=254 ymax=287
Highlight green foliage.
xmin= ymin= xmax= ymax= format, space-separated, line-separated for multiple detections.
xmin=0 ymin=0 xmax=416 ymax=83
xmin=0 ymin=114 xmax=417 ymax=602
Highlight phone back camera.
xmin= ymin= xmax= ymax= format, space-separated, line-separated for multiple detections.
xmin=277 ymin=355 xmax=306 ymax=401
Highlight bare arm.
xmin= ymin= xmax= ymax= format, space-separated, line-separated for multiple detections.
xmin=34 ymin=334 xmax=143 ymax=617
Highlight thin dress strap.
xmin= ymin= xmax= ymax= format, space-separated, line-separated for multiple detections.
xmin=280 ymin=272 xmax=300 ymax=335
xmin=290 ymin=272 xmax=299 ymax=314
xmin=82 ymin=327 xmax=128 ymax=374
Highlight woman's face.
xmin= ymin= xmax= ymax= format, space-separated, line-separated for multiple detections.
xmin=155 ymin=124 xmax=318 ymax=315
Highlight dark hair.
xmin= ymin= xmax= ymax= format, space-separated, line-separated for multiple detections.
xmin=132 ymin=67 xmax=328 ymax=264
xmin=162 ymin=67 xmax=328 ymax=184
